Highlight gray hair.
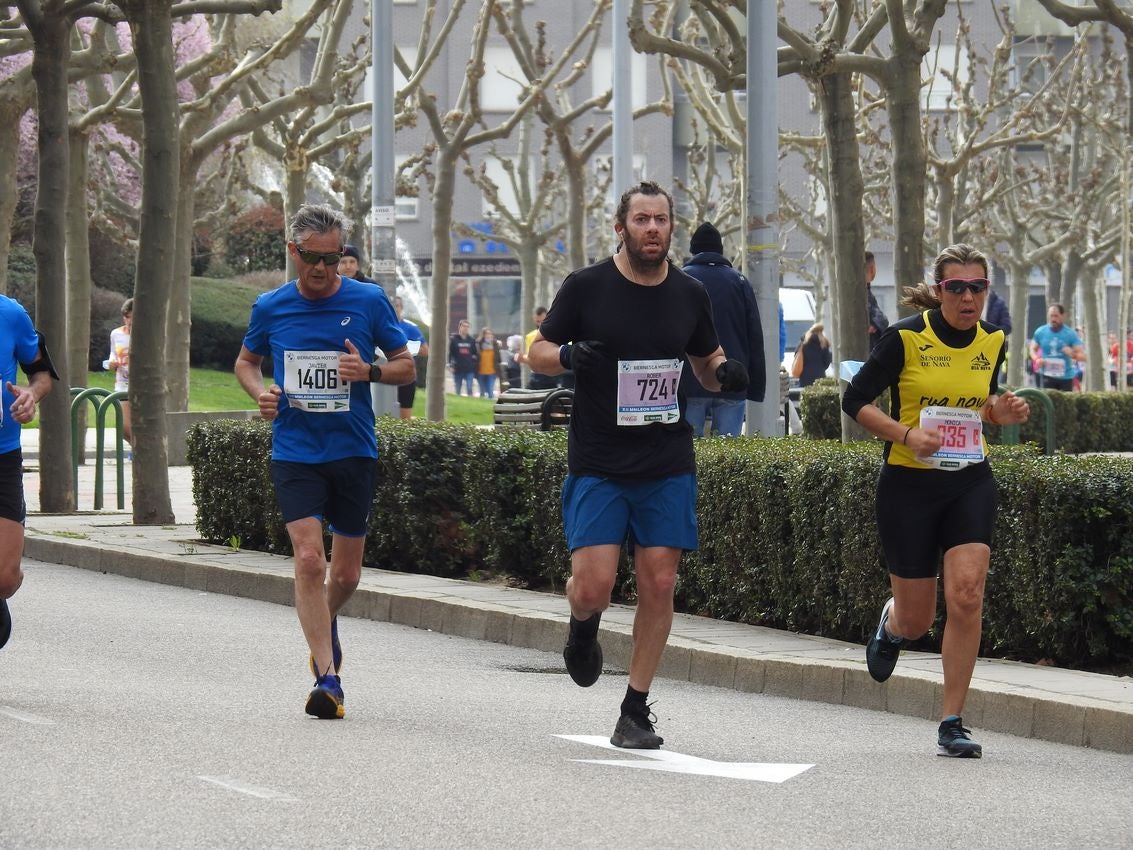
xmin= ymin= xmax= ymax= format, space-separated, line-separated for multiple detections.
xmin=288 ymin=204 xmax=353 ymax=245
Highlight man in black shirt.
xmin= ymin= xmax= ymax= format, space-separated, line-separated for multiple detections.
xmin=528 ymin=181 xmax=749 ymax=749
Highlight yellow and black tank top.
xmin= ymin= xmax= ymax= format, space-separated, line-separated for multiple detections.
xmin=842 ymin=309 xmax=1006 ymax=469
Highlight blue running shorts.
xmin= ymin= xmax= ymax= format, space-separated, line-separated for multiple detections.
xmin=562 ymin=473 xmax=698 ymax=552
xmin=270 ymin=457 xmax=378 ymax=537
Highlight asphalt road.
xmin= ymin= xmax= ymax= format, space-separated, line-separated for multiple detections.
xmin=1 ymin=560 xmax=1130 ymax=850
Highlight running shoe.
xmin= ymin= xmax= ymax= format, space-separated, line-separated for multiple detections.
xmin=308 ymin=617 xmax=342 ymax=677
xmin=611 ymin=705 xmax=663 ymax=749
xmin=865 ymin=597 xmax=905 ymax=682
xmin=563 ymin=626 xmax=603 ymax=688
xmin=304 ymin=673 xmax=345 ymax=719
xmin=0 ymin=598 xmax=10 ymax=649
xmin=937 ymin=715 xmax=982 ymax=758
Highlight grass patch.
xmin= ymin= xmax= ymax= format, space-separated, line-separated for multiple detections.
xmin=412 ymin=391 xmax=495 ymax=425
xmin=82 ymin=368 xmax=256 ymax=412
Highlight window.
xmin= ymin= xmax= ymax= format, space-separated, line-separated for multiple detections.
xmin=591 ymin=47 xmax=648 ymax=109
xmin=921 ymin=44 xmax=970 ymax=111
xmin=479 ymin=46 xmax=527 ymax=113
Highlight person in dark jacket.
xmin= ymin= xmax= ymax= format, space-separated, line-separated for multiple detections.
xmin=985 ymin=287 xmax=1011 ymax=336
xmin=865 ymin=251 xmax=890 ymax=352
xmin=795 ymin=322 xmax=833 ymax=387
xmin=681 ymin=222 xmax=766 ymax=436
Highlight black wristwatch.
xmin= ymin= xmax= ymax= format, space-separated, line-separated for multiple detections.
xmin=369 ymin=363 xmax=382 ymax=383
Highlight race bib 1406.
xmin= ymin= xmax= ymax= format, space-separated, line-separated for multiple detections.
xmin=283 ymin=350 xmax=349 ymax=413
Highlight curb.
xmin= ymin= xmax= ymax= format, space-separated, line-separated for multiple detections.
xmin=23 ymin=532 xmax=1133 ymax=755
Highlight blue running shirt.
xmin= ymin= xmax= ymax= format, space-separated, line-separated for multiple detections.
xmin=243 ymin=278 xmax=407 ymax=462
xmin=0 ymin=296 xmax=43 ymax=454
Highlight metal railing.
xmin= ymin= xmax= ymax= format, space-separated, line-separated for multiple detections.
xmin=70 ymin=387 xmax=128 ymax=509
xmin=997 ymin=387 xmax=1056 ymax=455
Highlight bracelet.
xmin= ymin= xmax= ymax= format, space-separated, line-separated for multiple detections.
xmin=987 ymin=403 xmax=999 ymax=426
xmin=902 ymin=426 xmax=912 ymax=445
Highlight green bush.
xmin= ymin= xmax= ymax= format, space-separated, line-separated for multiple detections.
xmin=188 ymin=420 xmax=1133 ymax=672
xmin=4 ymin=244 xmax=36 ymax=314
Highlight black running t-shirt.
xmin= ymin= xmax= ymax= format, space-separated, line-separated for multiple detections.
xmin=539 ymin=257 xmax=719 ymax=479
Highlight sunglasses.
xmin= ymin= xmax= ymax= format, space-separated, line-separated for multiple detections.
xmin=295 ymin=246 xmax=343 ymax=266
xmin=940 ymin=277 xmax=989 ymax=295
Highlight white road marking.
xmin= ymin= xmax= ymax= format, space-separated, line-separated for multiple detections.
xmin=555 ymin=735 xmax=814 ymax=783
xmin=0 ymin=705 xmax=54 ymax=725
xmin=199 ymin=776 xmax=297 ymax=801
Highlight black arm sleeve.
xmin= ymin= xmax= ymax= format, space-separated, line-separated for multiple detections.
xmin=841 ymin=328 xmax=904 ymax=420
xmin=21 ymin=332 xmax=60 ymax=380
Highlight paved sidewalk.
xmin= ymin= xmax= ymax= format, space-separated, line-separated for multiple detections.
xmin=16 ymin=456 xmax=1133 ymax=755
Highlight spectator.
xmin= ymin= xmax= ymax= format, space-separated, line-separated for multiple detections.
xmin=681 ymin=221 xmax=766 ymax=436
xmin=793 ymin=322 xmax=832 ymax=388
xmin=338 ymin=245 xmax=375 ymax=283
xmin=476 ymin=327 xmax=501 ymax=399
xmin=107 ymin=298 xmax=134 ymax=446
xmin=448 ymin=319 xmax=477 ymax=396
xmin=865 ymin=251 xmax=890 ymax=351
xmin=518 ymin=307 xmax=559 ymax=390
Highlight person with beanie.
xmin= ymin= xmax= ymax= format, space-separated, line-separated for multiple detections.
xmin=338 ymin=245 xmax=376 ymax=283
xmin=681 ymin=221 xmax=766 ymax=436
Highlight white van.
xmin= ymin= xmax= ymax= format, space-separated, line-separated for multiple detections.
xmin=780 ymin=287 xmax=817 ymax=373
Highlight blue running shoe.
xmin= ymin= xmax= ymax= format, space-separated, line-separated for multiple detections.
xmin=866 ymin=597 xmax=905 ymax=682
xmin=308 ymin=617 xmax=342 ymax=676
xmin=0 ymin=598 xmax=10 ymax=649
xmin=937 ymin=715 xmax=982 ymax=758
xmin=305 ymin=673 xmax=345 ymax=719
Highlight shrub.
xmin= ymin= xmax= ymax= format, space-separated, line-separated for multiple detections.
xmin=225 ymin=204 xmax=286 ymax=272
xmin=189 ymin=420 xmax=1133 ymax=672
xmin=4 ymin=244 xmax=36 ymax=313
xmin=88 ymin=223 xmax=138 ymax=295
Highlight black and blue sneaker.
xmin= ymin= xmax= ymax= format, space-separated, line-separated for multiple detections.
xmin=0 ymin=598 xmax=10 ymax=649
xmin=305 ymin=673 xmax=345 ymax=720
xmin=937 ymin=715 xmax=982 ymax=758
xmin=866 ymin=597 xmax=905 ymax=682
xmin=308 ymin=617 xmax=342 ymax=677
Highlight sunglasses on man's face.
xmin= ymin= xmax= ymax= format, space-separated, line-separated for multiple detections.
xmin=295 ymin=246 xmax=343 ymax=266
xmin=940 ymin=278 xmax=989 ymax=295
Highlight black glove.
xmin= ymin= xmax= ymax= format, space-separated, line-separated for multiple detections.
xmin=560 ymin=340 xmax=610 ymax=374
xmin=716 ymin=359 xmax=749 ymax=393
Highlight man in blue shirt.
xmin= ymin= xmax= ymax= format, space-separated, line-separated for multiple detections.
xmin=0 ymin=296 xmax=58 ymax=650
xmin=1030 ymin=303 xmax=1085 ymax=392
xmin=392 ymin=295 xmax=428 ymax=419
xmin=235 ymin=204 xmax=415 ymax=719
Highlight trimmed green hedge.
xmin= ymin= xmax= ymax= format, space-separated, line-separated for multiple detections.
xmin=799 ymin=378 xmax=1133 ymax=452
xmin=188 ymin=420 xmax=1133 ymax=671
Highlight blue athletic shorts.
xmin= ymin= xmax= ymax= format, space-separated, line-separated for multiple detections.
xmin=270 ymin=457 xmax=377 ymax=537
xmin=561 ymin=474 xmax=698 ymax=552
xmin=0 ymin=449 xmax=25 ymax=524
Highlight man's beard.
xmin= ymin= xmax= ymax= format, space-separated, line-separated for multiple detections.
xmin=623 ymin=232 xmax=670 ymax=272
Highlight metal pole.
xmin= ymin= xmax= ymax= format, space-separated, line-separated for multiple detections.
xmin=744 ymin=0 xmax=780 ymax=437
xmin=612 ymin=0 xmax=633 ymax=194
xmin=371 ymin=0 xmax=399 ymax=417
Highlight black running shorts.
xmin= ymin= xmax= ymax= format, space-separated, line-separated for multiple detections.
xmin=270 ymin=457 xmax=378 ymax=537
xmin=874 ymin=461 xmax=998 ymax=579
xmin=0 ymin=449 xmax=25 ymax=524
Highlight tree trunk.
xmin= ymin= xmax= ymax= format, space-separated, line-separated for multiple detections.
xmin=126 ymin=0 xmax=178 ymax=524
xmin=1082 ymin=263 xmax=1105 ymax=391
xmin=819 ymin=73 xmax=871 ymax=443
xmin=886 ymin=60 xmax=928 ymax=314
xmin=0 ymin=98 xmax=27 ymax=295
xmin=1006 ymin=256 xmax=1031 ymax=387
xmin=558 ymin=143 xmax=588 ymax=270
xmin=283 ymin=149 xmax=307 ymax=281
xmin=166 ymin=173 xmax=196 ymax=411
xmin=24 ymin=4 xmax=75 ymax=512
xmin=518 ymin=238 xmax=538 ymax=386
xmin=66 ymin=126 xmax=94 ymax=458
xmin=425 ymin=147 xmax=458 ymax=421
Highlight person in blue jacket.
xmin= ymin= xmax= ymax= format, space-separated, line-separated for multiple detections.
xmin=681 ymin=222 xmax=766 ymax=436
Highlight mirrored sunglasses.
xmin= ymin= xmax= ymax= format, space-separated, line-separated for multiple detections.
xmin=296 ymin=247 xmax=343 ymax=266
xmin=940 ymin=278 xmax=989 ymax=295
